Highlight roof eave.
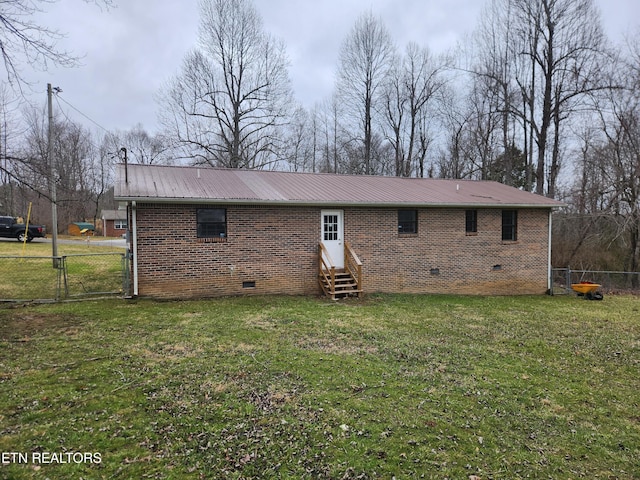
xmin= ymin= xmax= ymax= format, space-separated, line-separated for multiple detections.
xmin=115 ymin=196 xmax=564 ymax=209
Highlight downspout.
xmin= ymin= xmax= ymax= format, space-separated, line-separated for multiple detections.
xmin=548 ymin=209 xmax=553 ymax=294
xmin=132 ymin=201 xmax=139 ymax=297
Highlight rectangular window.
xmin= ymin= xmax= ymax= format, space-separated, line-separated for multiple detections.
xmin=502 ymin=210 xmax=517 ymax=241
xmin=197 ymin=208 xmax=227 ymax=238
xmin=465 ymin=209 xmax=477 ymax=234
xmin=398 ymin=210 xmax=418 ymax=234
xmin=114 ymin=220 xmax=127 ymax=230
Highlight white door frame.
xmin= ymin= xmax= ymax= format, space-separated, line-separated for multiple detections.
xmin=321 ymin=209 xmax=344 ymax=269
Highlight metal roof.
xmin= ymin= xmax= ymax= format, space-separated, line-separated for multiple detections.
xmin=114 ymin=164 xmax=565 ymax=208
xmin=100 ymin=209 xmax=127 ymax=220
xmin=71 ymin=222 xmax=95 ymax=230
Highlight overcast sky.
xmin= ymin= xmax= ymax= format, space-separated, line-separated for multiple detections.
xmin=21 ymin=0 xmax=639 ymax=136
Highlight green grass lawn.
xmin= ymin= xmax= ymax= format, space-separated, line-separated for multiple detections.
xmin=0 ymin=237 xmax=123 ymax=256
xmin=0 ymin=294 xmax=638 ymax=479
xmin=0 ymin=239 xmax=125 ymax=300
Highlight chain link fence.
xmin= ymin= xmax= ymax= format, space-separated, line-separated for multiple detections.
xmin=4 ymin=256 xmax=635 ymax=302
xmin=0 ymin=253 xmax=129 ymax=302
xmin=551 ymin=268 xmax=640 ymax=295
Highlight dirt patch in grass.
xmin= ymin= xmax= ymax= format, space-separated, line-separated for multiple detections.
xmin=130 ymin=342 xmax=205 ymax=363
xmin=0 ymin=311 xmax=83 ymax=341
xmin=295 ymin=337 xmax=378 ymax=355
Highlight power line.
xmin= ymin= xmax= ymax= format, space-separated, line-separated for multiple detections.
xmin=54 ymin=94 xmax=111 ymax=133
xmin=50 ymin=96 xmax=101 ymax=155
xmin=52 ymin=92 xmax=121 ymax=157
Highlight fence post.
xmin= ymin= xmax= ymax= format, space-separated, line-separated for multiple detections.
xmin=122 ymin=253 xmax=130 ymax=297
xmin=566 ymin=267 xmax=571 ymax=294
xmin=54 ymin=257 xmax=64 ymax=301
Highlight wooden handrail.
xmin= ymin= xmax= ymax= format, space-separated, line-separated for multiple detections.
xmin=344 ymin=241 xmax=362 ymax=267
xmin=344 ymin=241 xmax=363 ymax=295
xmin=318 ymin=242 xmax=336 ymax=298
xmin=319 ymin=241 xmax=363 ymax=298
xmin=319 ymin=242 xmax=335 ymax=269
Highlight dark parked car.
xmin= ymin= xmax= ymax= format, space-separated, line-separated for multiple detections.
xmin=0 ymin=216 xmax=46 ymax=242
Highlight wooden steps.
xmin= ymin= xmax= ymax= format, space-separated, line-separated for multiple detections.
xmin=318 ymin=242 xmax=363 ymax=299
xmin=319 ymin=270 xmax=362 ymax=299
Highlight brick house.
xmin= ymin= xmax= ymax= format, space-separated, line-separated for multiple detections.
xmin=114 ymin=164 xmax=564 ymax=299
xmin=100 ymin=209 xmax=127 ymax=237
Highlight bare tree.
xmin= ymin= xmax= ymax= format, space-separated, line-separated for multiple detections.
xmin=104 ymin=124 xmax=170 ymax=165
xmin=512 ymin=0 xmax=610 ymax=197
xmin=459 ymin=74 xmax=502 ymax=180
xmin=88 ymin=132 xmax=118 ymax=226
xmin=402 ymin=44 xmax=449 ymax=178
xmin=0 ymin=84 xmax=24 ymax=214
xmin=552 ymin=122 xmax=607 ymax=268
xmin=382 ymin=54 xmax=405 ymax=176
xmin=466 ymin=0 xmax=611 ymax=196
xmin=597 ymin=97 xmax=640 ymax=275
xmin=280 ymin=106 xmax=311 ymax=172
xmin=160 ymin=0 xmax=292 ymax=168
xmin=304 ymin=96 xmax=348 ymax=174
xmin=382 ymin=44 xmax=449 ymax=177
xmin=11 ymin=107 xmax=96 ymax=231
xmin=436 ymin=84 xmax=475 ymax=179
xmin=0 ymin=0 xmax=114 ymax=88
xmin=336 ymin=11 xmax=395 ymax=175
xmin=466 ymin=0 xmax=523 ymax=185
xmin=557 ymin=33 xmax=640 ymax=274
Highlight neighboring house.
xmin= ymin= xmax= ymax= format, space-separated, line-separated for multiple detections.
xmin=114 ymin=164 xmax=564 ymax=299
xmin=101 ymin=209 xmax=128 ymax=237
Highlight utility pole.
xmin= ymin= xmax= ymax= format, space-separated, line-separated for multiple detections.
xmin=47 ymin=83 xmax=59 ymax=266
xmin=121 ymin=147 xmax=128 ymax=183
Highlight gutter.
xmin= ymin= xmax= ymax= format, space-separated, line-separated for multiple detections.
xmin=113 ymin=196 xmax=565 ymax=210
xmin=548 ymin=209 xmax=553 ymax=294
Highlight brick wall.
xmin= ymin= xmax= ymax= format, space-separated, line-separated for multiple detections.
xmin=104 ymin=220 xmax=126 ymax=238
xmin=346 ymin=207 xmax=550 ymax=296
xmin=133 ymin=203 xmax=551 ymax=298
xmin=134 ymin=204 xmax=319 ymax=298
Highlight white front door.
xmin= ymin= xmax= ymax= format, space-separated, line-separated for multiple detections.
xmin=321 ymin=210 xmax=344 ymax=268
